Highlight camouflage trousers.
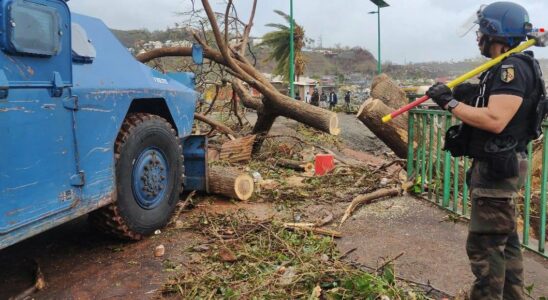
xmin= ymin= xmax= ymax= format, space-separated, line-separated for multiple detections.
xmin=466 ymin=153 xmax=527 ymax=300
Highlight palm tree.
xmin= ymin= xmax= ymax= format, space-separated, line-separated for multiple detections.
xmin=259 ymin=10 xmax=306 ymax=81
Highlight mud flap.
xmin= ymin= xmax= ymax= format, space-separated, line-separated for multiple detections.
xmin=182 ymin=135 xmax=208 ymax=192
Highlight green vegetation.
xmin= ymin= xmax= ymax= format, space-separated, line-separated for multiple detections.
xmin=162 ymin=211 xmax=430 ymax=299
xmin=259 ymin=10 xmax=307 ymax=81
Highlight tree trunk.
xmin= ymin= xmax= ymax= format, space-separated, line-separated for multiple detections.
xmin=371 ymin=74 xmax=408 ymax=109
xmin=220 ymin=135 xmax=256 ymax=163
xmin=269 ymin=97 xmax=340 ymax=135
xmin=252 ymin=112 xmax=278 ymax=154
xmin=357 ymin=99 xmax=409 ymax=158
xmin=208 ymin=166 xmax=254 ymax=201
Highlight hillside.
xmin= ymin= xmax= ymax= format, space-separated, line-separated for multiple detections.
xmin=111 ymin=28 xmax=548 ymax=83
xmin=111 ymin=28 xmax=193 ymax=49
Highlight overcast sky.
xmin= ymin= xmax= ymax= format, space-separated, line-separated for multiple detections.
xmin=68 ymin=0 xmax=548 ymax=63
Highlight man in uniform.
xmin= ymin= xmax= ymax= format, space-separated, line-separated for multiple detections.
xmin=426 ymin=2 xmax=544 ymax=299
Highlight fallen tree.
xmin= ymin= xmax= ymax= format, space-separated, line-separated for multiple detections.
xmin=136 ymin=0 xmax=340 ymax=154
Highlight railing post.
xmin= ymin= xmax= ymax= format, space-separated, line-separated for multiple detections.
xmin=453 ymin=157 xmax=460 ymax=212
xmin=462 ymin=158 xmax=469 ymax=216
xmin=407 ymin=112 xmax=415 ymax=178
xmin=420 ymin=114 xmax=427 ymax=194
xmin=540 ymin=133 xmax=548 ymax=253
xmin=442 ymin=116 xmax=452 ymax=207
xmin=435 ymin=115 xmax=443 ymax=204
xmin=427 ymin=115 xmax=435 ymax=200
xmin=523 ymin=142 xmax=533 ymax=246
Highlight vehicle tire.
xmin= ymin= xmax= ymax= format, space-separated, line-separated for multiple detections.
xmin=89 ymin=113 xmax=183 ymax=240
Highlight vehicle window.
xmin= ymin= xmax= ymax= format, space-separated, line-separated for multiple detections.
xmin=9 ymin=0 xmax=61 ymax=56
xmin=72 ymin=22 xmax=96 ymax=62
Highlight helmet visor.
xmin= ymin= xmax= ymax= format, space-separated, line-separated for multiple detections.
xmin=457 ymin=4 xmax=486 ymax=38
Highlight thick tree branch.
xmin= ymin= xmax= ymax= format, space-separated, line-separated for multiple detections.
xmin=194 ymin=113 xmax=238 ymax=137
xmin=232 ymin=80 xmax=263 ymax=111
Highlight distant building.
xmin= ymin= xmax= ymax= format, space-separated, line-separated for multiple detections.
xmin=294 ymin=77 xmax=319 ymax=99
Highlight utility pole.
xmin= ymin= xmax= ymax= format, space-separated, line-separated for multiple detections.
xmin=289 ymin=0 xmax=295 ymax=98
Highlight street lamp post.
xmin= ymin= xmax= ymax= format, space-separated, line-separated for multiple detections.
xmin=289 ymin=0 xmax=295 ymax=98
xmin=369 ymin=0 xmax=389 ymax=74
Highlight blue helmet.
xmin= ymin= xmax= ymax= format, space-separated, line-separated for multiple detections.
xmin=476 ymin=2 xmax=532 ymax=45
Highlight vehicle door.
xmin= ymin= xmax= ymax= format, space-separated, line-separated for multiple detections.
xmin=0 ymin=0 xmax=78 ymax=236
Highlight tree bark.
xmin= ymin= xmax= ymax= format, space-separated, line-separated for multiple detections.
xmin=220 ymin=135 xmax=256 ymax=163
xmin=356 ymin=99 xmax=409 ymax=158
xmin=208 ymin=166 xmax=254 ymax=201
xmin=371 ymin=74 xmax=408 ymax=109
xmin=252 ymin=111 xmax=278 ymax=154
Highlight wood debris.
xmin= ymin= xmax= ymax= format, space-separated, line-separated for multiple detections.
xmin=220 ymin=135 xmax=256 ymax=163
xmin=339 ymin=187 xmax=401 ymax=226
xmin=283 ymin=223 xmax=342 ymax=238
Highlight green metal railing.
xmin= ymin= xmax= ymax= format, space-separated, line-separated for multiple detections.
xmin=407 ymin=108 xmax=547 ymax=258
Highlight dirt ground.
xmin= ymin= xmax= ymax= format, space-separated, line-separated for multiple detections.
xmin=1 ymin=113 xmax=547 ymax=299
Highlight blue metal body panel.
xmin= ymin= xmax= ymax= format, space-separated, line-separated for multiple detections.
xmin=0 ymin=1 xmax=199 ymax=250
xmin=182 ymin=135 xmax=208 ymax=192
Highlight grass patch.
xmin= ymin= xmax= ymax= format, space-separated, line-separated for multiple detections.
xmin=162 ymin=211 xmax=430 ymax=299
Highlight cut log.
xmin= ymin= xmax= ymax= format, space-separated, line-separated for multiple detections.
xmin=274 ymin=158 xmax=314 ymax=172
xmin=208 ymin=165 xmax=254 ymax=201
xmin=275 ymin=99 xmax=341 ymax=135
xmin=220 ymin=135 xmax=256 ymax=163
xmin=370 ymin=74 xmax=408 ymax=109
xmin=339 ymin=187 xmax=401 ymax=226
xmin=357 ymin=99 xmax=409 ymax=158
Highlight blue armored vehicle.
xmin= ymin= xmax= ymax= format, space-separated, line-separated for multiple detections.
xmin=0 ymin=0 xmax=204 ymax=249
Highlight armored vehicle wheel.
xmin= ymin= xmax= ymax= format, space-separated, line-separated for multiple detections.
xmin=90 ymin=113 xmax=183 ymax=240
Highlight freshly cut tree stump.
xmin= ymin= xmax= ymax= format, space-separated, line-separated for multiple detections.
xmin=274 ymin=158 xmax=314 ymax=172
xmin=370 ymin=74 xmax=408 ymax=109
xmin=208 ymin=166 xmax=254 ymax=201
xmin=357 ymin=98 xmax=409 ymax=158
xmin=220 ymin=135 xmax=256 ymax=163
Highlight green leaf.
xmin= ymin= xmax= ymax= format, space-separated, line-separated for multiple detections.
xmin=381 ymin=263 xmax=395 ymax=285
xmin=525 ymin=283 xmax=534 ymax=295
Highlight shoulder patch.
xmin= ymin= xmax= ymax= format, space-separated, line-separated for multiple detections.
xmin=501 ymin=65 xmax=515 ymax=83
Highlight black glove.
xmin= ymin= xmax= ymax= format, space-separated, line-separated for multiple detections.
xmin=452 ymin=83 xmax=479 ymax=105
xmin=426 ymin=83 xmax=454 ymax=110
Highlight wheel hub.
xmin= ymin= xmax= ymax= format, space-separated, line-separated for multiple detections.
xmin=132 ymin=147 xmax=169 ymax=209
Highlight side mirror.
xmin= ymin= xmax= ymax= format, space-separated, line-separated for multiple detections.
xmin=192 ymin=44 xmax=203 ymax=65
